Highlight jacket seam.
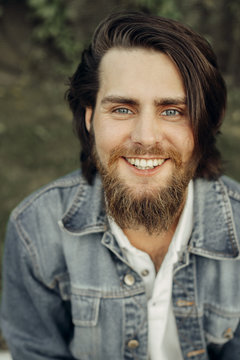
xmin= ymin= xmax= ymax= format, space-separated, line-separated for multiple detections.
xmin=60 ymin=181 xmax=87 ymax=222
xmin=11 ymin=176 xmax=83 ymax=221
xmin=218 ymin=178 xmax=239 ymax=256
xmin=12 ymin=215 xmax=65 ymax=290
xmin=11 ymin=216 xmax=45 ymax=283
xmin=203 ymin=303 xmax=240 ymax=317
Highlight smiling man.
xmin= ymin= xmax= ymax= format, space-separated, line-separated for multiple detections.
xmin=1 ymin=11 xmax=240 ymax=360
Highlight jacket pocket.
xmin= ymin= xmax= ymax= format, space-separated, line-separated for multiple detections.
xmin=71 ymin=293 xmax=100 ymax=326
xmin=70 ymin=293 xmax=101 ymax=360
xmin=204 ymin=306 xmax=240 ymax=345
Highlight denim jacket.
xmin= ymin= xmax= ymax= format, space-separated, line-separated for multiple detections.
xmin=1 ymin=170 xmax=240 ymax=360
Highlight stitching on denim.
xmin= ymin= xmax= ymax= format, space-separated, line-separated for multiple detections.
xmin=203 ymin=303 xmax=240 ymax=317
xmin=60 ymin=181 xmax=87 ymax=223
xmin=218 ymin=178 xmax=239 ymax=256
xmin=71 ymin=286 xmax=146 ymax=299
xmin=204 ymin=329 xmax=231 ymax=345
xmin=13 ymin=217 xmax=43 ymax=282
xmin=228 ymin=189 xmax=240 ymax=201
xmin=12 ymin=175 xmax=82 ymax=221
xmin=13 ymin=216 xmax=70 ymax=290
xmin=188 ymin=246 xmax=238 ymax=258
xmin=72 ymin=297 xmax=100 ymax=326
xmin=193 ymin=254 xmax=208 ymax=352
xmin=59 ymin=222 xmax=106 ymax=236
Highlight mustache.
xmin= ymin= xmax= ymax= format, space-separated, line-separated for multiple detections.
xmin=108 ymin=144 xmax=182 ymax=167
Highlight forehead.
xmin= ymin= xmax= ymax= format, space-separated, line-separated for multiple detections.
xmin=97 ymin=48 xmax=185 ymax=100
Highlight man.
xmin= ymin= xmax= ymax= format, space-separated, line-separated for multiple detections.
xmin=1 ymin=11 xmax=240 ymax=360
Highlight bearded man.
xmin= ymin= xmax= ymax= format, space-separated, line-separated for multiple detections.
xmin=1 ymin=11 xmax=240 ymax=360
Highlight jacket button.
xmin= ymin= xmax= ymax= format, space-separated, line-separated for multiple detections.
xmin=127 ymin=339 xmax=139 ymax=349
xmin=223 ymin=328 xmax=233 ymax=339
xmin=124 ymin=274 xmax=135 ymax=286
xmin=141 ymin=269 xmax=149 ymax=277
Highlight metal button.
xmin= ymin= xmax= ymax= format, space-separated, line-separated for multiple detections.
xmin=104 ymin=235 xmax=111 ymax=244
xmin=223 ymin=328 xmax=233 ymax=339
xmin=141 ymin=269 xmax=149 ymax=277
xmin=124 ymin=274 xmax=135 ymax=286
xmin=127 ymin=339 xmax=139 ymax=349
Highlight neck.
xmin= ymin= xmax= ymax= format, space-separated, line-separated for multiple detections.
xmin=122 ymin=198 xmax=186 ymax=272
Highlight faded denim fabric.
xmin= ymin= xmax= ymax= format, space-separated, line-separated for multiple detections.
xmin=1 ymin=170 xmax=240 ymax=360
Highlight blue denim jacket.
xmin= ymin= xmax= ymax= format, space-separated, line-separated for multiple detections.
xmin=1 ymin=170 xmax=240 ymax=360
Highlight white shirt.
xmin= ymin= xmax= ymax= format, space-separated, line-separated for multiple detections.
xmin=109 ymin=181 xmax=194 ymax=360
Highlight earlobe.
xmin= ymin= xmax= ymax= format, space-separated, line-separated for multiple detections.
xmin=85 ymin=107 xmax=93 ymax=132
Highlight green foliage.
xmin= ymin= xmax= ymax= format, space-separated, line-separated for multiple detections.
xmin=26 ymin=0 xmax=82 ymax=65
xmin=131 ymin=0 xmax=182 ymax=20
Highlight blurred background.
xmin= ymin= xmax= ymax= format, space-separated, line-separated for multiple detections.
xmin=0 ymin=0 xmax=240 ymax=349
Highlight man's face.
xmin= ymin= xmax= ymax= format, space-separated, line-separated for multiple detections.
xmin=85 ymin=48 xmax=195 ymax=233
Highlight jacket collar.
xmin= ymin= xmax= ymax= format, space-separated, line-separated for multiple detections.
xmin=59 ymin=174 xmax=240 ymax=260
xmin=188 ymin=178 xmax=240 ymax=259
xmin=59 ymin=174 xmax=107 ymax=235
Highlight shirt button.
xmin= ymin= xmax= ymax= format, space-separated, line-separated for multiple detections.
xmin=124 ymin=274 xmax=135 ymax=286
xmin=141 ymin=269 xmax=149 ymax=277
xmin=127 ymin=339 xmax=139 ymax=349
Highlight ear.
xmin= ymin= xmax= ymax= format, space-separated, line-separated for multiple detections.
xmin=85 ymin=107 xmax=93 ymax=132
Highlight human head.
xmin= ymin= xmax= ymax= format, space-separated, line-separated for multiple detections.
xmin=67 ymin=11 xmax=227 ymax=184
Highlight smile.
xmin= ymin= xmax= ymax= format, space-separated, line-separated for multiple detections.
xmin=125 ymin=157 xmax=166 ymax=170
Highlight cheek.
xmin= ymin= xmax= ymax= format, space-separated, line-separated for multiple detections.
xmin=94 ymin=121 xmax=129 ymax=156
xmin=93 ymin=125 xmax=120 ymax=164
xmin=169 ymin=127 xmax=194 ymax=160
xmin=181 ymin=131 xmax=195 ymax=160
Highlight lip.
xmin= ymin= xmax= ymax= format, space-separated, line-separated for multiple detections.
xmin=122 ymin=156 xmax=169 ymax=176
xmin=125 ymin=156 xmax=166 ymax=159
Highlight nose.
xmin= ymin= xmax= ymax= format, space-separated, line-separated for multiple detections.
xmin=131 ymin=112 xmax=160 ymax=146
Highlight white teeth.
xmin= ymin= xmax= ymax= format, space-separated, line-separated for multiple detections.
xmin=126 ymin=157 xmax=165 ymax=170
xmin=148 ymin=159 xmax=153 ymax=168
xmin=140 ymin=159 xmax=147 ymax=167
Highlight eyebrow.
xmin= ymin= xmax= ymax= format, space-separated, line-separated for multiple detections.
xmin=101 ymin=96 xmax=139 ymax=106
xmin=101 ymin=95 xmax=187 ymax=107
xmin=155 ymin=97 xmax=187 ymax=106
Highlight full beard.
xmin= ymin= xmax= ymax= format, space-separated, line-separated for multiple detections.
xmin=92 ymin=142 xmax=195 ymax=236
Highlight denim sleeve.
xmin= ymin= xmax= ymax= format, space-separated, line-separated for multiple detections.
xmin=1 ymin=216 xmax=75 ymax=360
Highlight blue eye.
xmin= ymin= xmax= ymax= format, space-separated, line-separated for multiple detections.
xmin=114 ymin=108 xmax=132 ymax=114
xmin=162 ymin=109 xmax=180 ymax=116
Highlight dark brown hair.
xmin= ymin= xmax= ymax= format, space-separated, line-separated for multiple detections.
xmin=66 ymin=11 xmax=227 ymax=184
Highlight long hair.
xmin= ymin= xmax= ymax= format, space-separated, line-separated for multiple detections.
xmin=66 ymin=11 xmax=227 ymax=184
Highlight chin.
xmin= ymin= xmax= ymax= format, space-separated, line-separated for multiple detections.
xmin=123 ymin=182 xmax=165 ymax=200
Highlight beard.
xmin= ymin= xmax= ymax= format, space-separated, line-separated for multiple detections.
xmin=92 ymin=138 xmax=195 ymax=235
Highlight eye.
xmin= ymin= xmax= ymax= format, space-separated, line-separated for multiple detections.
xmin=114 ymin=108 xmax=133 ymax=114
xmin=161 ymin=109 xmax=181 ymax=116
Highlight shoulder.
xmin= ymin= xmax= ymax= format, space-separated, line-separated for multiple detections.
xmin=194 ymin=175 xmax=240 ymax=203
xmin=7 ymin=169 xmax=91 ymax=262
xmin=5 ymin=170 xmax=93 ymax=287
xmin=10 ymin=170 xmax=87 ymax=223
xmin=220 ymin=175 xmax=240 ymax=202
